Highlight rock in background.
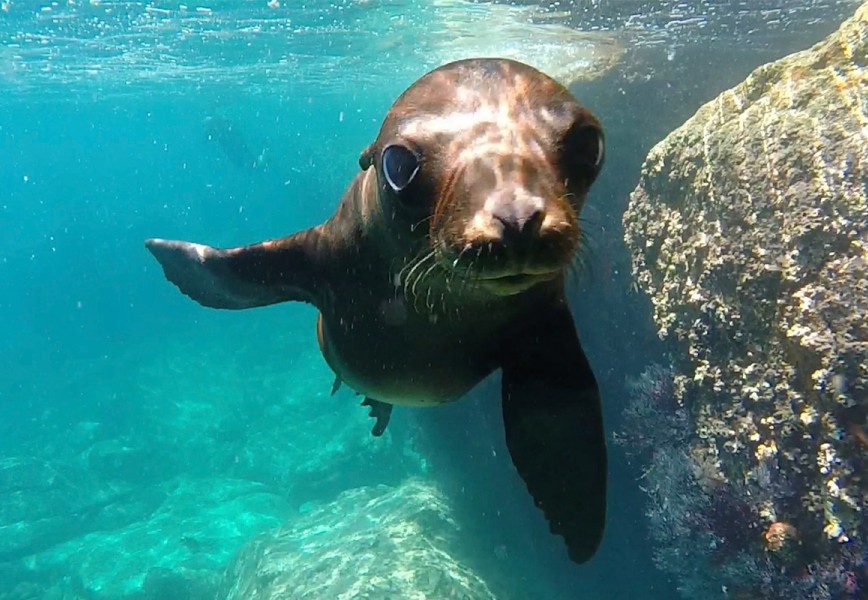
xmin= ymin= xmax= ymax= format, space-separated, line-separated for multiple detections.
xmin=219 ymin=479 xmax=497 ymax=600
xmin=623 ymin=2 xmax=868 ymax=598
xmin=0 ymin=316 xmax=428 ymax=600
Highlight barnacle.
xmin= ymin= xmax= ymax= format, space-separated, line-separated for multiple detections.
xmin=763 ymin=521 xmax=798 ymax=552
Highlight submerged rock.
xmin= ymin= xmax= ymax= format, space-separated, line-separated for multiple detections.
xmin=624 ymin=2 xmax=868 ymax=597
xmin=0 ymin=315 xmax=427 ymax=596
xmin=25 ymin=477 xmax=292 ymax=600
xmin=219 ymin=479 xmax=498 ymax=600
xmin=0 ymin=456 xmax=160 ymax=562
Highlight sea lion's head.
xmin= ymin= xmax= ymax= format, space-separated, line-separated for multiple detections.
xmin=360 ymin=58 xmax=604 ymax=297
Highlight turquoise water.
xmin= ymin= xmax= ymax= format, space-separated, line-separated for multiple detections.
xmin=0 ymin=1 xmax=862 ymax=599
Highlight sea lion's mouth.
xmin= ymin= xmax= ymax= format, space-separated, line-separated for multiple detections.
xmin=474 ymin=270 xmax=560 ymax=295
xmin=435 ymin=239 xmax=566 ymax=294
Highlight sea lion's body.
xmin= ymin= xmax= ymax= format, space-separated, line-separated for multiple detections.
xmin=314 ymin=168 xmax=554 ymax=406
xmin=146 ymin=58 xmax=608 ymax=564
xmin=317 ymin=260 xmax=550 ymax=407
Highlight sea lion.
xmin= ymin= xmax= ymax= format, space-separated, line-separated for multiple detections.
xmin=145 ymin=57 xmax=607 ymax=564
xmin=202 ymin=115 xmax=269 ymax=172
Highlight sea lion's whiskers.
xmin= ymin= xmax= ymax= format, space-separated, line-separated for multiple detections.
xmin=458 ymin=271 xmax=472 ymax=298
xmin=473 ymin=246 xmax=484 ymax=275
xmin=397 ymin=247 xmax=431 ymax=284
xmin=575 ymin=231 xmax=595 ymax=275
xmin=402 ymin=250 xmax=435 ymax=298
xmin=409 ymin=214 xmax=434 ymax=233
xmin=442 ymin=242 xmax=473 ymax=298
xmin=439 ymin=292 xmax=450 ymax=316
xmin=565 ymin=232 xmax=596 ymax=293
xmin=457 ymin=247 xmax=485 ymax=298
xmin=396 ymin=258 xmax=415 ymax=286
xmin=404 ymin=265 xmax=430 ymax=311
xmin=406 ymin=252 xmax=438 ymax=312
xmin=435 ymin=266 xmax=453 ymax=313
xmin=414 ymin=262 xmax=441 ymax=311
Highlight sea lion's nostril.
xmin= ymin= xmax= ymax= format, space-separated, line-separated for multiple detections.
xmin=493 ymin=208 xmax=544 ymax=241
xmin=522 ymin=209 xmax=544 ymax=237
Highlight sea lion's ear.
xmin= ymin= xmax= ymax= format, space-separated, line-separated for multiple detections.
xmin=359 ymin=144 xmax=375 ymax=170
xmin=499 ymin=301 xmax=607 ymax=564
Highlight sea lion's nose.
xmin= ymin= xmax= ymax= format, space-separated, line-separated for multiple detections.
xmin=493 ymin=208 xmax=544 ymax=242
xmin=461 ymin=187 xmax=550 ymax=249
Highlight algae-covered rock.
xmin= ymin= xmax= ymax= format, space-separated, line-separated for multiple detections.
xmin=219 ymin=479 xmax=498 ymax=600
xmin=623 ymin=2 xmax=868 ymax=596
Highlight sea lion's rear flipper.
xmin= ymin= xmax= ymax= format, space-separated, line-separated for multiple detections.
xmin=145 ymin=230 xmax=323 ymax=309
xmin=499 ymin=302 xmax=607 ymax=564
xmin=361 ymin=397 xmax=392 ymax=437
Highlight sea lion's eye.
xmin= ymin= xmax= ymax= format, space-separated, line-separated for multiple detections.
xmin=566 ymin=125 xmax=605 ymax=173
xmin=382 ymin=144 xmax=420 ymax=192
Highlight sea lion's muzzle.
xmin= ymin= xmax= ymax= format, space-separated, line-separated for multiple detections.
xmin=433 ymin=157 xmax=579 ymax=294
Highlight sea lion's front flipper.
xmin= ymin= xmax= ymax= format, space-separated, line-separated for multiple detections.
xmin=145 ymin=229 xmax=324 ymax=309
xmin=361 ymin=397 xmax=392 ymax=437
xmin=499 ymin=302 xmax=607 ymax=564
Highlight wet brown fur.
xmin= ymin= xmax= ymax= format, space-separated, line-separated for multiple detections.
xmin=144 ymin=58 xmax=608 ymax=563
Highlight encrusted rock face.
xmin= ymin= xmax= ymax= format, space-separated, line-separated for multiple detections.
xmin=624 ymin=0 xmax=868 ymax=592
xmin=219 ymin=479 xmax=497 ymax=600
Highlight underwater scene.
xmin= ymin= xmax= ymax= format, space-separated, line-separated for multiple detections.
xmin=1 ymin=0 xmax=866 ymax=598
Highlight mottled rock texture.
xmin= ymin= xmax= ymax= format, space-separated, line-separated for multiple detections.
xmin=624 ymin=0 xmax=867 ymax=587
xmin=219 ymin=479 xmax=497 ymax=600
